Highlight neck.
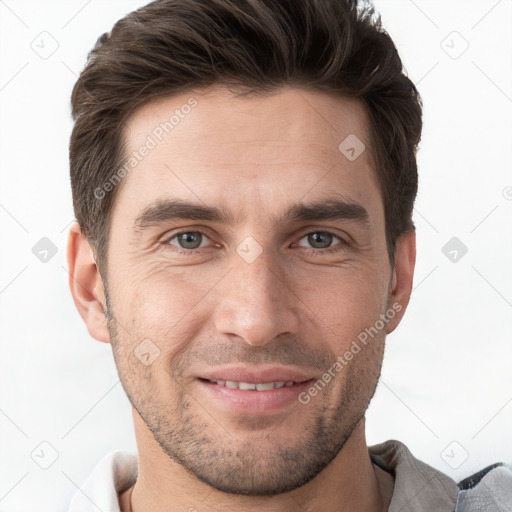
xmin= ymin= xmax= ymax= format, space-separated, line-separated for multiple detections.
xmin=120 ymin=411 xmax=393 ymax=512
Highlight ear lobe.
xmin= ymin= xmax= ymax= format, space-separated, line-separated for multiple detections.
xmin=385 ymin=229 xmax=416 ymax=335
xmin=67 ymin=222 xmax=111 ymax=343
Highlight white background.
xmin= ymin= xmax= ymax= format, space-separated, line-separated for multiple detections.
xmin=0 ymin=0 xmax=511 ymax=510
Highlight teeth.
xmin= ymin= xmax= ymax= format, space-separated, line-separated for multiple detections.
xmin=256 ymin=382 xmax=274 ymax=391
xmin=209 ymin=379 xmax=295 ymax=390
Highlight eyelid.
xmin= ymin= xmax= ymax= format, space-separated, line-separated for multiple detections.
xmin=299 ymin=231 xmax=340 ymax=241
xmin=294 ymin=229 xmax=349 ymax=246
xmin=161 ymin=226 xmax=214 ymax=242
xmin=163 ymin=229 xmax=215 ymax=248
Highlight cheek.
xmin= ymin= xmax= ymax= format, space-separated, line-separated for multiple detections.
xmin=113 ymin=264 xmax=217 ymax=357
xmin=293 ymin=262 xmax=387 ymax=342
xmin=108 ymin=270 xmax=212 ymax=403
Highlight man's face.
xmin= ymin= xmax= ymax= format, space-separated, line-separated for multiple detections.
xmin=103 ymin=87 xmax=396 ymax=495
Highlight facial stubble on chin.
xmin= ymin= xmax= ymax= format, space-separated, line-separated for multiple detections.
xmin=102 ymin=280 xmax=385 ymax=496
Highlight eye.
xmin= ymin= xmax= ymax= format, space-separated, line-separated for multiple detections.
xmin=167 ymin=231 xmax=211 ymax=250
xmin=296 ymin=231 xmax=343 ymax=250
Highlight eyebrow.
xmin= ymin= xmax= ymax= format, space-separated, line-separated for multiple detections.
xmin=133 ymin=196 xmax=371 ymax=232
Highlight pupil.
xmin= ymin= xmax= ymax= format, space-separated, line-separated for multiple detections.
xmin=308 ymin=232 xmax=332 ymax=249
xmin=179 ymin=232 xmax=202 ymax=249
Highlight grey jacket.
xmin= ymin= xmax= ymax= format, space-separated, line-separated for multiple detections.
xmin=370 ymin=439 xmax=512 ymax=511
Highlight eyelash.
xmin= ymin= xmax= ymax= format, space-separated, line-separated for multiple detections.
xmin=161 ymin=230 xmax=349 ymax=256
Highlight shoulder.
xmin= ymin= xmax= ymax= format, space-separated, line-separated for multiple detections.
xmin=455 ymin=462 xmax=512 ymax=511
xmin=369 ymin=440 xmax=512 ymax=512
xmin=368 ymin=439 xmax=459 ymax=511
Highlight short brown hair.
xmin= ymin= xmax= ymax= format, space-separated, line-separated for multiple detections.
xmin=70 ymin=0 xmax=422 ymax=277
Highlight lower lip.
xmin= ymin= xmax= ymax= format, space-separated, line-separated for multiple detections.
xmin=195 ymin=379 xmax=314 ymax=414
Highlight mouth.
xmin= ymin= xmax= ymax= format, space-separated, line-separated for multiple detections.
xmin=200 ymin=378 xmax=298 ymax=391
xmin=195 ymin=375 xmax=315 ymax=414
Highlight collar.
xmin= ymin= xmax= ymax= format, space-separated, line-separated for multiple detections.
xmin=369 ymin=439 xmax=458 ymax=511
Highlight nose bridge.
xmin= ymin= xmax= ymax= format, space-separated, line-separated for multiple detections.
xmin=214 ymin=246 xmax=299 ymax=345
xmin=237 ymin=246 xmax=276 ymax=298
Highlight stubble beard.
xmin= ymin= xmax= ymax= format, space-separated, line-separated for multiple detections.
xmin=103 ymin=282 xmax=384 ymax=496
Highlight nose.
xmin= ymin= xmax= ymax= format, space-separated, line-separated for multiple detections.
xmin=213 ymin=248 xmax=300 ymax=346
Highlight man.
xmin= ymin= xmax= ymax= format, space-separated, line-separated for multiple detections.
xmin=66 ymin=0 xmax=511 ymax=510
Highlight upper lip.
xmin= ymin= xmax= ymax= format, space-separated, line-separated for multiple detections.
xmin=197 ymin=366 xmax=315 ymax=384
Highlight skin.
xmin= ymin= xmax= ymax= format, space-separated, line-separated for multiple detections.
xmin=68 ymin=86 xmax=416 ymax=512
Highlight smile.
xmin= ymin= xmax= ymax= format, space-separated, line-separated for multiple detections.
xmin=207 ymin=379 xmax=295 ymax=391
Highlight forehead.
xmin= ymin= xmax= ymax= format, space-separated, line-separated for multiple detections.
xmin=114 ymin=86 xmax=381 ymax=224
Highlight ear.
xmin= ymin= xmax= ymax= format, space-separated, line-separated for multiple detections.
xmin=67 ymin=222 xmax=111 ymax=343
xmin=385 ymin=229 xmax=416 ymax=334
